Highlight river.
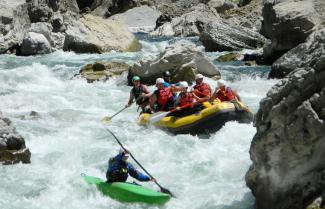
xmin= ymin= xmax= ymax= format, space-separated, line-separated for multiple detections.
xmin=0 ymin=35 xmax=276 ymax=209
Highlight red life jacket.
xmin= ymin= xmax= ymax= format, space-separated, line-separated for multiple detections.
xmin=156 ymin=88 xmax=174 ymax=110
xmin=194 ymin=83 xmax=210 ymax=98
xmin=179 ymin=92 xmax=194 ymax=107
xmin=216 ymin=87 xmax=235 ymax=101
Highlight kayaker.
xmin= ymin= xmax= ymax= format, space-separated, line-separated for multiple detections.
xmin=210 ymin=79 xmax=242 ymax=109
xmin=193 ymin=74 xmax=212 ymax=100
xmin=150 ymin=78 xmax=177 ymax=112
xmin=126 ymin=76 xmax=151 ymax=113
xmin=106 ymin=147 xmax=156 ymax=183
xmin=163 ymin=71 xmax=172 ymax=87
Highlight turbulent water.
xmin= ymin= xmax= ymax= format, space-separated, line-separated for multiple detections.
xmin=0 ymin=36 xmax=276 ymax=209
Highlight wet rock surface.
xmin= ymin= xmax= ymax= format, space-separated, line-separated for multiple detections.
xmin=0 ymin=113 xmax=31 ymax=165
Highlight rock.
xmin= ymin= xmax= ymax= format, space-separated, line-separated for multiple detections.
xmin=77 ymin=61 xmax=130 ymax=83
xmin=27 ymin=0 xmax=53 ymax=22
xmin=269 ymin=29 xmax=325 ymax=79
xmin=29 ymin=22 xmax=53 ymax=42
xmin=63 ymin=14 xmax=141 ymax=53
xmin=49 ymin=32 xmax=65 ymax=50
xmin=261 ymin=0 xmax=323 ymax=64
xmin=109 ymin=6 xmax=161 ymax=33
xmin=153 ymin=0 xmax=202 ymax=18
xmin=306 ymin=197 xmax=323 ymax=209
xmin=207 ymin=0 xmax=237 ymax=14
xmin=151 ymin=4 xmax=220 ymax=37
xmin=0 ymin=113 xmax=31 ymax=164
xmin=129 ymin=40 xmax=220 ymax=85
xmin=246 ymin=29 xmax=325 ymax=209
xmin=19 ymin=111 xmax=41 ymax=120
xmin=238 ymin=0 xmax=251 ymax=7
xmin=216 ymin=52 xmax=241 ymax=62
xmin=51 ymin=13 xmax=66 ymax=32
xmin=0 ymin=0 xmax=30 ymax=54
xmin=20 ymin=32 xmax=52 ymax=55
xmin=222 ymin=0 xmax=263 ymax=32
xmin=155 ymin=14 xmax=173 ymax=30
xmin=244 ymin=60 xmax=256 ymax=66
xmin=199 ymin=20 xmax=266 ymax=51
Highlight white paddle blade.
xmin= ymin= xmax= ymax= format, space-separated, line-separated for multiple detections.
xmin=149 ymin=112 xmax=170 ymax=124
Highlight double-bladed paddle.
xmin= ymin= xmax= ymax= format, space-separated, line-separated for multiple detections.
xmin=102 ymin=125 xmax=176 ymax=197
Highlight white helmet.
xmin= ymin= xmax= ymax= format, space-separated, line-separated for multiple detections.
xmin=195 ymin=74 xmax=204 ymax=80
xmin=156 ymin=78 xmax=165 ymax=84
xmin=179 ymin=81 xmax=188 ymax=88
xmin=217 ymin=79 xmax=226 ymax=87
xmin=119 ymin=146 xmax=130 ymax=158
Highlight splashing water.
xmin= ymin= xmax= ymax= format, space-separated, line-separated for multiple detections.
xmin=0 ymin=36 xmax=277 ymax=209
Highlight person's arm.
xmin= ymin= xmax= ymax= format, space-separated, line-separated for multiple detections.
xmin=141 ymin=85 xmax=152 ymax=98
xmin=127 ymin=163 xmax=151 ymax=181
xmin=149 ymin=94 xmax=157 ymax=112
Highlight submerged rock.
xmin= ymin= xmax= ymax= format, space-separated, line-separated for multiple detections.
xmin=0 ymin=113 xmax=31 ymax=165
xmin=216 ymin=53 xmax=242 ymax=62
xmin=77 ymin=61 xmax=130 ymax=83
xmin=64 ymin=14 xmax=141 ymax=53
xmin=130 ymin=40 xmax=220 ymax=85
xmin=246 ymin=29 xmax=325 ymax=209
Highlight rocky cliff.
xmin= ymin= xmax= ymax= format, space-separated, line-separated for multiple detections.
xmin=246 ymin=29 xmax=325 ymax=209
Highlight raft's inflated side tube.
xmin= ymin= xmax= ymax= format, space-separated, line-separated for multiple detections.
xmin=139 ymin=100 xmax=253 ymax=135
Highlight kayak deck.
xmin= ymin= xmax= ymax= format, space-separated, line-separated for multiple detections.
xmin=82 ymin=174 xmax=171 ymax=204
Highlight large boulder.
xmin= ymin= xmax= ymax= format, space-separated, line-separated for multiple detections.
xmin=246 ymin=29 xmax=325 ymax=209
xmin=0 ymin=0 xmax=30 ymax=54
xmin=109 ymin=6 xmax=161 ymax=33
xmin=76 ymin=61 xmax=130 ymax=83
xmin=130 ymin=40 xmax=220 ymax=85
xmin=151 ymin=4 xmax=219 ymax=37
xmin=63 ymin=14 xmax=141 ymax=53
xmin=261 ymin=0 xmax=324 ymax=64
xmin=199 ymin=20 xmax=266 ymax=51
xmin=207 ymin=0 xmax=237 ymax=14
xmin=20 ymin=32 xmax=52 ymax=55
xmin=0 ymin=113 xmax=31 ymax=165
xmin=269 ymin=29 xmax=325 ymax=78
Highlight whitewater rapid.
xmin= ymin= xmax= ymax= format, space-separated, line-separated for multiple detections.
xmin=0 ymin=36 xmax=276 ymax=209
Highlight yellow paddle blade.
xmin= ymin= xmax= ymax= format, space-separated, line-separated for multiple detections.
xmin=101 ymin=116 xmax=112 ymax=123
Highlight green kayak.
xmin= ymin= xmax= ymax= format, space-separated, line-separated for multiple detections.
xmin=81 ymin=174 xmax=171 ymax=204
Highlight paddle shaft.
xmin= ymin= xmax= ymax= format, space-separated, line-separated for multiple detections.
xmin=109 ymin=106 xmax=128 ymax=119
xmin=102 ymin=126 xmax=173 ymax=196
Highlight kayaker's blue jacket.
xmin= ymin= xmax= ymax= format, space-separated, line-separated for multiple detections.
xmin=106 ymin=153 xmax=151 ymax=182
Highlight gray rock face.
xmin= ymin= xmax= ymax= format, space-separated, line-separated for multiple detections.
xmin=151 ymin=4 xmax=219 ymax=37
xmin=0 ymin=0 xmax=30 ymax=53
xmin=199 ymin=20 xmax=266 ymax=51
xmin=20 ymin=32 xmax=52 ymax=55
xmin=0 ymin=113 xmax=31 ymax=164
xmin=63 ymin=14 xmax=141 ymax=53
xmin=130 ymin=40 xmax=220 ymax=85
xmin=270 ymin=29 xmax=325 ymax=78
xmin=109 ymin=6 xmax=161 ymax=33
xmin=207 ymin=0 xmax=237 ymax=14
xmin=246 ymin=29 xmax=325 ymax=209
xmin=261 ymin=0 xmax=323 ymax=63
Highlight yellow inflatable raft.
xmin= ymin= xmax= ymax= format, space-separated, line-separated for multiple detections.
xmin=139 ymin=100 xmax=253 ymax=135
